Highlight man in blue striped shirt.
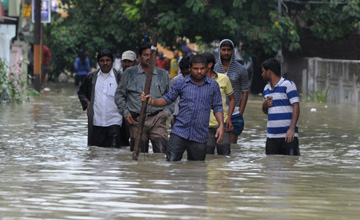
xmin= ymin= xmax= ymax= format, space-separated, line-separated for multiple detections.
xmin=142 ymin=55 xmax=224 ymax=161
xmin=262 ymin=58 xmax=300 ymax=156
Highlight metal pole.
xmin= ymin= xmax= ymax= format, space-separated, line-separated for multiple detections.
xmin=33 ymin=0 xmax=41 ymax=92
xmin=277 ymin=0 xmax=284 ymax=64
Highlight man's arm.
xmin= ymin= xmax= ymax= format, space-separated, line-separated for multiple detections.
xmin=226 ymin=93 xmax=235 ymax=131
xmin=214 ymin=111 xmax=224 ymax=144
xmin=141 ymin=92 xmax=168 ymax=107
xmin=162 ymin=72 xmax=174 ymax=116
xmin=114 ymin=72 xmax=132 ymax=124
xmin=239 ymin=91 xmax=248 ymax=115
xmin=285 ymin=102 xmax=300 ymax=143
xmin=77 ymin=74 xmax=91 ymax=111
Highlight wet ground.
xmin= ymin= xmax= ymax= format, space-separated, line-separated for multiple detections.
xmin=1 ymin=82 xmax=360 ymax=219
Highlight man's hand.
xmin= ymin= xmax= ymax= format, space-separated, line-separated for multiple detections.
xmin=262 ymin=96 xmax=273 ymax=114
xmin=264 ymin=96 xmax=273 ymax=108
xmin=125 ymin=114 xmax=135 ymax=125
xmin=285 ymin=128 xmax=295 ymax=143
xmin=141 ymin=92 xmax=152 ymax=105
xmin=215 ymin=125 xmax=224 ymax=144
xmin=225 ymin=117 xmax=233 ymax=132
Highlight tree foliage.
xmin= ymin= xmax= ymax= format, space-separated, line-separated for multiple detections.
xmin=44 ymin=0 xmax=360 ymax=78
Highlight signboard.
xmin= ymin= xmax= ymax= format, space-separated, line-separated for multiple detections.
xmin=32 ymin=0 xmax=51 ymax=23
xmin=0 ymin=3 xmax=4 ymax=22
xmin=50 ymin=0 xmax=57 ymax=12
xmin=0 ymin=0 xmax=8 ymax=10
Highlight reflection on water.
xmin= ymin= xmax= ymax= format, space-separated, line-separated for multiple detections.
xmin=0 ymin=82 xmax=360 ymax=219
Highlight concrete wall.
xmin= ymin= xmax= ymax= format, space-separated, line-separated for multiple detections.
xmin=0 ymin=24 xmax=16 ymax=72
xmin=283 ymin=57 xmax=360 ymax=105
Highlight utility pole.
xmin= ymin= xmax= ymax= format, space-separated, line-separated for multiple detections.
xmin=276 ymin=0 xmax=284 ymax=63
xmin=33 ymin=0 xmax=41 ymax=92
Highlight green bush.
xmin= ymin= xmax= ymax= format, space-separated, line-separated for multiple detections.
xmin=300 ymin=86 xmax=329 ymax=103
xmin=0 ymin=58 xmax=39 ymax=103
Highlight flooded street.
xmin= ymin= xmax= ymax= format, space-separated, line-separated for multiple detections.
xmin=1 ymin=82 xmax=360 ymax=219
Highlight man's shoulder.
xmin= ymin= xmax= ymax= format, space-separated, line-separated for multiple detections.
xmin=121 ymin=66 xmax=138 ymax=77
xmin=125 ymin=65 xmax=138 ymax=72
xmin=216 ymin=73 xmax=229 ymax=80
xmin=172 ymin=74 xmax=183 ymax=81
xmin=87 ymin=69 xmax=99 ymax=77
xmin=263 ymin=83 xmax=271 ymax=91
xmin=155 ymin=67 xmax=169 ymax=78
xmin=206 ymin=76 xmax=220 ymax=86
xmin=283 ymin=78 xmax=296 ymax=85
xmin=233 ymin=62 xmax=247 ymax=73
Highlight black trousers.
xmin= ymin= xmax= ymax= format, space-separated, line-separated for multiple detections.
xmin=91 ymin=125 xmax=121 ymax=148
xmin=265 ymin=137 xmax=300 ymax=156
xmin=167 ymin=133 xmax=207 ymax=161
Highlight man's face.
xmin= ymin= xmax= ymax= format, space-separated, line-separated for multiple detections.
xmin=98 ymin=56 xmax=113 ymax=73
xmin=122 ymin=59 xmax=136 ymax=71
xmin=261 ymin=67 xmax=270 ymax=81
xmin=220 ymin=46 xmax=233 ymax=61
xmin=139 ymin=48 xmax=151 ymax=67
xmin=190 ymin=63 xmax=207 ymax=82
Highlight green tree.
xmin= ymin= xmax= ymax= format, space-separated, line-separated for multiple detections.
xmin=44 ymin=0 xmax=360 ymax=78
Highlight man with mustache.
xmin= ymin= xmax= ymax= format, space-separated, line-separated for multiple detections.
xmin=115 ymin=43 xmax=172 ymax=154
xmin=214 ymin=39 xmax=249 ymax=144
xmin=141 ymin=54 xmax=224 ymax=161
xmin=78 ymin=49 xmax=123 ymax=148
xmin=120 ymin=50 xmax=137 ymax=73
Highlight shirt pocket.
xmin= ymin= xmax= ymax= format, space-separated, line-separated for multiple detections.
xmin=106 ymin=83 xmax=117 ymax=96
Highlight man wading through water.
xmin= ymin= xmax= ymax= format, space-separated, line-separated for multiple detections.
xmin=261 ymin=58 xmax=300 ymax=156
xmin=141 ymin=54 xmax=224 ymax=161
xmin=78 ymin=49 xmax=123 ymax=148
xmin=214 ymin=39 xmax=249 ymax=144
xmin=115 ymin=43 xmax=172 ymax=153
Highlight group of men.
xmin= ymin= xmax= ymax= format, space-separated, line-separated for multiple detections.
xmin=78 ymin=38 xmax=301 ymax=162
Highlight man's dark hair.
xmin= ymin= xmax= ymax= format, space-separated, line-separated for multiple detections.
xmin=220 ymin=40 xmax=234 ymax=49
xmin=202 ymin=52 xmax=216 ymax=70
xmin=261 ymin=58 xmax=281 ymax=76
xmin=179 ymin=56 xmax=190 ymax=70
xmin=139 ymin=43 xmax=151 ymax=55
xmin=189 ymin=54 xmax=207 ymax=67
xmin=97 ymin=49 xmax=114 ymax=62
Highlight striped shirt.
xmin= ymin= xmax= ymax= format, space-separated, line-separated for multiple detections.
xmin=163 ymin=75 xmax=223 ymax=143
xmin=213 ymin=39 xmax=249 ymax=107
xmin=263 ymin=77 xmax=299 ymax=138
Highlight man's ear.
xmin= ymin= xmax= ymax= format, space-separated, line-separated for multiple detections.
xmin=207 ymin=62 xmax=213 ymax=69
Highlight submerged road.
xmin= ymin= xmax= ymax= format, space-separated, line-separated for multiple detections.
xmin=0 ymin=82 xmax=360 ymax=219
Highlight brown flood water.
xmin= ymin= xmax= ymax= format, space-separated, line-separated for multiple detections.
xmin=0 ymin=82 xmax=360 ymax=219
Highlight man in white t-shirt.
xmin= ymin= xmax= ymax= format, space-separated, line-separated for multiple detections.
xmin=262 ymin=58 xmax=300 ymax=156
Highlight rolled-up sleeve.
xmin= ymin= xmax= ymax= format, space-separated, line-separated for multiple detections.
xmin=163 ymin=79 xmax=181 ymax=105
